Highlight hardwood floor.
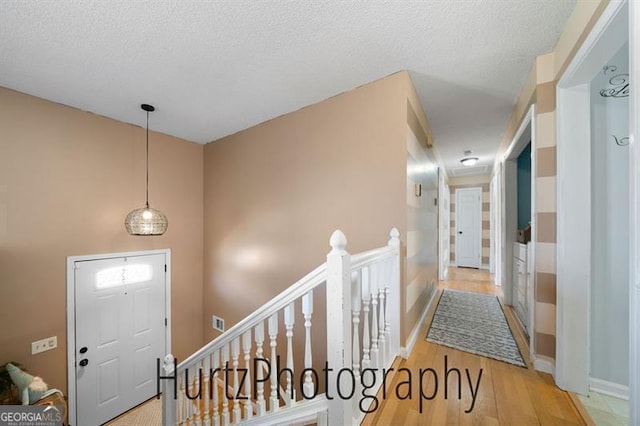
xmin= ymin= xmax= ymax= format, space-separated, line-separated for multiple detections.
xmin=364 ymin=267 xmax=586 ymax=425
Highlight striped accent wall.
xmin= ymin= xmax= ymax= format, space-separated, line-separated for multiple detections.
xmin=534 ymin=61 xmax=557 ymax=360
xmin=449 ymin=183 xmax=490 ymax=267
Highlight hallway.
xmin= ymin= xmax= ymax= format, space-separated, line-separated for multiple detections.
xmin=364 ymin=267 xmax=586 ymax=425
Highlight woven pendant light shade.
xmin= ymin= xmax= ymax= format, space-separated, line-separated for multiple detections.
xmin=125 ymin=104 xmax=168 ymax=236
xmin=125 ymin=203 xmax=168 ymax=236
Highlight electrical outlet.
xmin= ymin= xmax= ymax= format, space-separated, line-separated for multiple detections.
xmin=31 ymin=336 xmax=57 ymax=355
xmin=212 ymin=315 xmax=225 ymax=332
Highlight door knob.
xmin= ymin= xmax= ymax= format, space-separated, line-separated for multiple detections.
xmin=79 ymin=347 xmax=88 ymax=354
xmin=79 ymin=359 xmax=89 ymax=367
xmin=458 ymin=231 xmax=463 ymax=234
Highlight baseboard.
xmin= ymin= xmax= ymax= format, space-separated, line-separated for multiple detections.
xmin=481 ymin=263 xmax=490 ymax=270
xmin=533 ymin=355 xmax=556 ymax=376
xmin=400 ymin=288 xmax=438 ymax=358
xmin=589 ymin=377 xmax=630 ymax=400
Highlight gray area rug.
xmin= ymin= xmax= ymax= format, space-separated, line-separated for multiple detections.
xmin=426 ymin=289 xmax=525 ymax=367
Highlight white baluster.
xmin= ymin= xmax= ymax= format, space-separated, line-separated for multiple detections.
xmin=187 ymin=363 xmax=200 ymax=425
xmin=351 ymin=270 xmax=362 ymax=381
xmin=378 ymin=265 xmax=386 ymax=368
xmin=361 ymin=266 xmax=371 ymax=369
xmin=222 ymin=344 xmax=230 ymax=426
xmin=302 ymin=290 xmax=315 ymax=398
xmin=268 ymin=313 xmax=279 ymax=412
xmin=212 ymin=349 xmax=220 ymax=426
xmin=187 ymin=370 xmax=194 ymax=424
xmin=182 ymin=373 xmax=189 ymax=425
xmin=243 ymin=330 xmax=253 ymax=420
xmin=194 ymin=362 xmax=203 ymax=425
xmin=232 ymin=337 xmax=241 ymax=423
xmin=384 ymin=258 xmax=392 ymax=365
xmin=351 ymin=269 xmax=362 ymax=417
xmin=370 ymin=263 xmax=380 ymax=369
xmin=203 ymin=356 xmax=210 ymax=426
xmin=284 ymin=302 xmax=296 ymax=405
xmin=178 ymin=374 xmax=185 ymax=424
xmin=254 ymin=322 xmax=266 ymax=416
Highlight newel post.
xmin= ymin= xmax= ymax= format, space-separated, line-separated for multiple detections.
xmin=388 ymin=228 xmax=401 ymax=358
xmin=161 ymin=354 xmax=176 ymax=425
xmin=326 ymin=230 xmax=353 ymax=425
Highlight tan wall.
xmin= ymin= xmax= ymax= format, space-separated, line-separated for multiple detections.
xmin=202 ymin=72 xmax=407 ymax=351
xmin=0 ymin=87 xmax=204 ymax=393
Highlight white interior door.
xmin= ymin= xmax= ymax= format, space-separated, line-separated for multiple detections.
xmin=455 ymin=187 xmax=482 ymax=268
xmin=74 ymin=253 xmax=166 ymax=425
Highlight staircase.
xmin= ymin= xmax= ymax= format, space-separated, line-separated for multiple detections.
xmin=160 ymin=228 xmax=402 ymax=425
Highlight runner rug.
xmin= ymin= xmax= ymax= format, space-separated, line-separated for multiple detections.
xmin=426 ymin=289 xmax=526 ymax=367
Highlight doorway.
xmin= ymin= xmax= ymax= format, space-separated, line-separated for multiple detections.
xmin=556 ymin=0 xmax=630 ymax=402
xmin=590 ymin=41 xmax=630 ymax=398
xmin=455 ymin=187 xmax=482 ymax=268
xmin=501 ymin=105 xmax=536 ymax=350
xmin=66 ymin=250 xmax=171 ymax=426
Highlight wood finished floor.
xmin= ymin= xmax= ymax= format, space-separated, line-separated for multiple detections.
xmin=364 ymin=267 xmax=586 ymax=426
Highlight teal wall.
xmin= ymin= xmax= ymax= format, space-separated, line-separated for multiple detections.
xmin=517 ymin=143 xmax=531 ymax=230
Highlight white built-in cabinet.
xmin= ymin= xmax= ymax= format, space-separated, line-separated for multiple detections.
xmin=513 ymin=242 xmax=529 ymax=335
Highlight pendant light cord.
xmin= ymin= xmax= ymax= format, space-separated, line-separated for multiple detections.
xmin=145 ymin=109 xmax=149 ymax=208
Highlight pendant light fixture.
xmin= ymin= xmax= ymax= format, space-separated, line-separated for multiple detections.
xmin=125 ymin=104 xmax=168 ymax=236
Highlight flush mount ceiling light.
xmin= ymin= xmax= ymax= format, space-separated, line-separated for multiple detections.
xmin=460 ymin=157 xmax=479 ymax=166
xmin=460 ymin=150 xmax=479 ymax=167
xmin=124 ymin=104 xmax=168 ymax=236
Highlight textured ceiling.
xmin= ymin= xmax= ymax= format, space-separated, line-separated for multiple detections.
xmin=0 ymin=0 xmax=576 ymax=175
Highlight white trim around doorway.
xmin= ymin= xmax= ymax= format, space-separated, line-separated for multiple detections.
xmin=501 ymin=103 xmax=536 ymax=362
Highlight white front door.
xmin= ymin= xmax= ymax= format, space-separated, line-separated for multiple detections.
xmin=74 ymin=253 xmax=166 ymax=425
xmin=455 ymin=187 xmax=482 ymax=268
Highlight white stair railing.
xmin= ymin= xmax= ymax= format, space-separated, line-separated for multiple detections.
xmin=161 ymin=228 xmax=401 ymax=426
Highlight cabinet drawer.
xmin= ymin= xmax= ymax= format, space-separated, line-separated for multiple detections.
xmin=514 ymin=242 xmax=527 ymax=261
